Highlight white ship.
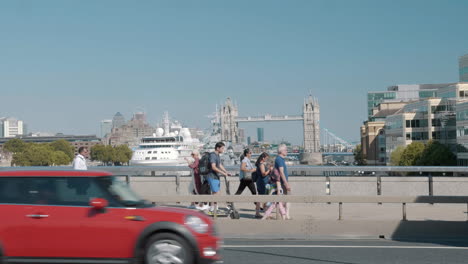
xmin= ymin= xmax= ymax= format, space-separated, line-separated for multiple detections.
xmin=130 ymin=113 xmax=202 ymax=166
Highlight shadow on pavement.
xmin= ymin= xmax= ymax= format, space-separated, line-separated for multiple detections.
xmin=391 ymin=196 xmax=468 ymax=247
xmin=224 ymin=248 xmax=360 ymax=264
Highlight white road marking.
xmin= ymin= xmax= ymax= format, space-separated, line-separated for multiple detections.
xmin=223 ymin=245 xmax=468 ymax=249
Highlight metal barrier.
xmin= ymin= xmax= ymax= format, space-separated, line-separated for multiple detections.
xmin=142 ymin=194 xmax=468 ymax=221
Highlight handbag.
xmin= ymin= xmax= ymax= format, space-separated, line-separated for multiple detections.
xmin=243 ymin=171 xmax=253 ymax=181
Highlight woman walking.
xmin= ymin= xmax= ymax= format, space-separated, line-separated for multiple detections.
xmin=235 ymin=148 xmax=261 ymax=218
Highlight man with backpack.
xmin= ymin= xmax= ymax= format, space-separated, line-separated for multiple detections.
xmin=199 ymin=142 xmax=231 ymax=214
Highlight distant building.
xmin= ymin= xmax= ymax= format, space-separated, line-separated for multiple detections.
xmin=257 ymin=128 xmax=264 ymax=142
xmin=460 ymin=54 xmax=468 ymax=82
xmin=238 ymin=128 xmax=245 ymax=144
xmin=456 ymin=101 xmax=468 ymax=165
xmin=100 ymin=120 xmax=112 ymax=138
xmin=247 ymin=136 xmax=251 ymax=145
xmin=367 ymin=83 xmax=455 ymax=120
xmin=360 ymin=121 xmax=385 ymax=165
xmin=385 ymin=97 xmax=459 ymax=163
xmin=112 ymin=112 xmax=126 ymax=129
xmin=0 ymin=117 xmax=26 ymax=138
xmin=104 ymin=112 xmax=155 ymax=147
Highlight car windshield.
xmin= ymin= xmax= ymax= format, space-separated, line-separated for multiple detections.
xmin=97 ymin=176 xmax=150 ymax=207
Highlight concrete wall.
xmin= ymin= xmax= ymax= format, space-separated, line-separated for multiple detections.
xmin=125 ymin=175 xmax=468 ymax=197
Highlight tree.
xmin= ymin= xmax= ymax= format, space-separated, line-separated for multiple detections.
xmin=90 ymin=145 xmax=113 ymax=165
xmin=390 ymin=146 xmax=405 ymax=166
xmin=12 ymin=144 xmax=54 ymax=166
xmin=51 ymin=150 xmax=72 ymax=166
xmin=417 ymin=140 xmax=456 ymax=166
xmin=3 ymin=138 xmax=27 ymax=153
xmin=353 ymin=144 xmax=366 ymax=165
xmin=91 ymin=144 xmax=132 ymax=166
xmin=113 ymin=145 xmax=132 ymax=165
xmin=399 ymin=142 xmax=425 ymax=166
xmin=50 ymin=140 xmax=75 ymax=161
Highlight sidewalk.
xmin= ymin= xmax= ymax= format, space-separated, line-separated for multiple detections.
xmin=163 ymin=202 xmax=468 ymax=240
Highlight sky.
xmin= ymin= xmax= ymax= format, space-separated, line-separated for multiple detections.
xmin=0 ymin=0 xmax=467 ymax=145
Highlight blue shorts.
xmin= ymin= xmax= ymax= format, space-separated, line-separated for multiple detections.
xmin=206 ymin=177 xmax=221 ymax=193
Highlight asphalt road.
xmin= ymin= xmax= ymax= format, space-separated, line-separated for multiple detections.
xmin=220 ymin=239 xmax=468 ymax=264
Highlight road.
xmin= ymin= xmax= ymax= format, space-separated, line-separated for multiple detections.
xmin=220 ymin=239 xmax=468 ymax=264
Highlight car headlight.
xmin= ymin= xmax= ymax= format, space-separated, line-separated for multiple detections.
xmin=185 ymin=215 xmax=209 ymax=234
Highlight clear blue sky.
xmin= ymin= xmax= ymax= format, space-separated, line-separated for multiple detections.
xmin=0 ymin=0 xmax=467 ymax=144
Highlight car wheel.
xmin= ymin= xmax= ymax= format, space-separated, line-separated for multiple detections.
xmin=145 ymin=232 xmax=194 ymax=264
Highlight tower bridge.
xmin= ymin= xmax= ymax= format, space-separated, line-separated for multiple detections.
xmin=216 ymin=95 xmax=321 ymax=164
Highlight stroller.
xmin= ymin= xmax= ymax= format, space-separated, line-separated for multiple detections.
xmin=199 ymin=174 xmax=240 ymax=219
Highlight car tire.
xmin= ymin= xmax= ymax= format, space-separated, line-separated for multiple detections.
xmin=144 ymin=232 xmax=194 ymax=264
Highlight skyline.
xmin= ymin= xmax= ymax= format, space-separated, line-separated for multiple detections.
xmin=1 ymin=0 xmax=467 ymax=145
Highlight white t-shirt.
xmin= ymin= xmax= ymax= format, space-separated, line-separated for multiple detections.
xmin=72 ymin=154 xmax=88 ymax=170
xmin=239 ymin=157 xmax=254 ymax=180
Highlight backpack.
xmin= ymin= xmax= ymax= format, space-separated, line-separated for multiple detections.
xmin=198 ymin=152 xmax=212 ymax=176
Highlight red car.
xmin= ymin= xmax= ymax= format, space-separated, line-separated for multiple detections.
xmin=0 ymin=170 xmax=222 ymax=264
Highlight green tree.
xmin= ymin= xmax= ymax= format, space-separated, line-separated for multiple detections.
xmin=399 ymin=142 xmax=425 ymax=166
xmin=417 ymin=140 xmax=456 ymax=166
xmin=3 ymin=138 xmax=27 ymax=153
xmin=50 ymin=140 xmax=74 ymax=161
xmin=12 ymin=144 xmax=54 ymax=166
xmin=390 ymin=146 xmax=405 ymax=166
xmin=51 ymin=150 xmax=71 ymax=166
xmin=353 ymin=144 xmax=366 ymax=165
xmin=113 ymin=145 xmax=132 ymax=165
xmin=90 ymin=144 xmax=114 ymax=165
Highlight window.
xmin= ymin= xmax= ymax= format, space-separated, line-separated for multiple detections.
xmin=0 ymin=177 xmax=116 ymax=206
xmin=406 ymin=120 xmax=410 ymax=128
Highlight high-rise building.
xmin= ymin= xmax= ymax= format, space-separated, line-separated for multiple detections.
xmin=247 ymin=136 xmax=251 ymax=145
xmin=112 ymin=112 xmax=126 ymax=129
xmin=367 ymin=83 xmax=454 ymax=120
xmin=104 ymin=112 xmax=155 ymax=147
xmin=257 ymin=128 xmax=264 ymax=142
xmin=0 ymin=117 xmax=25 ymax=138
xmin=460 ymin=54 xmax=468 ymax=82
xmin=100 ymin=120 xmax=112 ymax=138
xmin=238 ymin=128 xmax=245 ymax=144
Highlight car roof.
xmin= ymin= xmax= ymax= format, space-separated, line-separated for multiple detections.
xmin=0 ymin=170 xmax=113 ymax=177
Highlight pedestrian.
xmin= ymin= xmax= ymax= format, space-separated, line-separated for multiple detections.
xmin=207 ymin=142 xmax=231 ymax=214
xmin=235 ymin=148 xmax=261 ymax=218
xmin=72 ymin=147 xmax=88 ymax=170
xmin=255 ymin=152 xmax=272 ymax=212
xmin=275 ymin=144 xmax=292 ymax=220
xmin=185 ymin=150 xmax=208 ymax=210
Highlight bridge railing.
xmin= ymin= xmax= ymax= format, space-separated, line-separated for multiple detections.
xmin=141 ymin=194 xmax=468 ymax=221
xmin=87 ymin=166 xmax=468 ymax=197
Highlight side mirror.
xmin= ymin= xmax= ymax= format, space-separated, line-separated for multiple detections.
xmin=89 ymin=198 xmax=108 ymax=210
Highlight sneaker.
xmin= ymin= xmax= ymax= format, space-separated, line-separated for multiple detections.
xmin=197 ymin=204 xmax=210 ymax=211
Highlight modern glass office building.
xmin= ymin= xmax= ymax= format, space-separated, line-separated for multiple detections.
xmin=367 ymin=84 xmax=451 ymax=120
xmin=460 ymin=54 xmax=468 ymax=82
xmin=385 ymin=98 xmax=458 ymax=163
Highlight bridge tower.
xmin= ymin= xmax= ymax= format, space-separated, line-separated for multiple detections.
xmin=303 ymin=95 xmax=320 ymax=152
xmin=220 ymin=98 xmax=239 ymax=143
xmin=301 ymin=95 xmax=322 ymax=165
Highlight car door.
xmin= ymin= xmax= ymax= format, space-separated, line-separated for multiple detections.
xmin=0 ymin=177 xmax=34 ymax=257
xmin=19 ymin=177 xmax=88 ymax=258
xmin=54 ymin=176 xmax=136 ymax=258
